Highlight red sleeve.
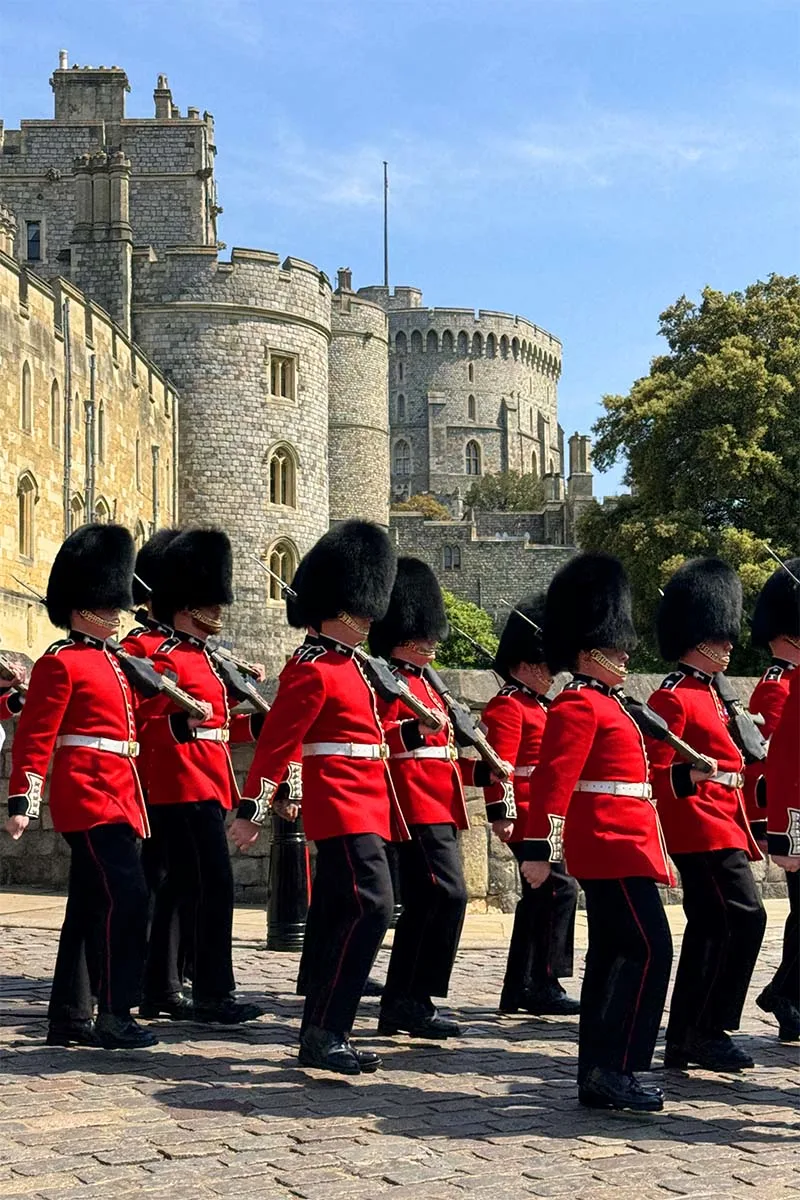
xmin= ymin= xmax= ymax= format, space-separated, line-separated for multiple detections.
xmin=229 ymin=712 xmax=261 ymax=744
xmin=0 ymin=691 xmax=24 ymax=721
xmin=766 ymin=675 xmax=800 ymax=857
xmin=751 ymin=679 xmax=789 ymax=740
xmin=374 ymin=690 xmax=426 ymax=755
xmin=481 ymin=695 xmax=522 ymax=818
xmin=8 ymin=655 xmax=72 ymax=818
xmin=521 ymin=691 xmax=595 ymax=860
xmin=120 ymin=632 xmax=147 ymax=659
xmin=645 ymin=688 xmax=695 ymax=802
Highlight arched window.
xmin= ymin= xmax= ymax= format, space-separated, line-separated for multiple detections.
xmin=17 ymin=472 xmax=37 ymax=559
xmin=94 ymin=496 xmax=111 ymax=524
xmin=268 ymin=444 xmax=297 ymax=507
xmin=267 ymin=539 xmax=298 ymax=601
xmin=393 ymin=439 xmax=411 ymax=477
xmin=398 ymin=361 xmax=404 ymax=382
xmin=70 ymin=492 xmax=85 ymax=533
xmin=50 ymin=380 xmax=61 ymax=448
xmin=426 ymin=329 xmax=438 ymax=354
xmin=465 ymin=440 xmax=481 ymax=476
xmin=472 ymin=332 xmax=483 ymax=357
xmin=97 ymin=401 xmax=106 ymax=463
xmin=457 ymin=331 xmax=468 ymax=356
xmin=500 ymin=336 xmax=509 ymax=359
xmin=135 ymin=434 xmax=142 ymax=490
xmin=441 ymin=330 xmax=453 ymax=354
xmin=74 ymin=392 xmax=81 ymax=427
xmin=395 ymin=331 xmax=407 ymax=354
xmin=529 ymin=407 xmax=534 ymax=431
xmin=531 ymin=451 xmax=538 ymax=479
xmin=443 ymin=544 xmax=461 ymax=570
xmin=20 ymin=361 xmax=32 ymax=433
xmin=467 ymin=394 xmax=476 ymax=421
xmin=396 ymin=394 xmax=406 ymax=422
xmin=134 ymin=520 xmax=148 ymax=549
xmin=468 ymin=362 xmax=474 ymax=383
xmin=512 ymin=337 xmax=520 ymax=361
xmin=486 ymin=333 xmax=496 ymax=359
xmin=410 ymin=330 xmax=423 ymax=353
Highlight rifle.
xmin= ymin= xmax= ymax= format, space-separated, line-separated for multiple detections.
xmin=448 ymin=622 xmax=499 ymax=669
xmin=422 ymin=664 xmax=511 ymax=778
xmin=252 ymin=557 xmax=442 ymax=731
xmin=210 ymin=652 xmax=271 ymax=715
xmin=616 ymin=692 xmax=716 ymax=774
xmin=0 ymin=648 xmax=27 ymax=697
xmin=712 ymin=671 xmax=767 ymax=763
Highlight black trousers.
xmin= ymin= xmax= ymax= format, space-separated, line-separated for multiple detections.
xmin=140 ymin=815 xmax=189 ymax=999
xmin=382 ymin=822 xmax=468 ymax=1007
xmin=578 ymin=877 xmax=673 ymax=1077
xmin=501 ymin=848 xmax=578 ymax=1005
xmin=668 ymin=849 xmax=767 ymax=1044
xmin=144 ymin=801 xmax=235 ymax=1005
xmin=49 ymin=823 xmax=148 ymax=1022
xmin=769 ymin=867 xmax=799 ymax=1008
xmin=301 ymin=833 xmax=393 ymax=1036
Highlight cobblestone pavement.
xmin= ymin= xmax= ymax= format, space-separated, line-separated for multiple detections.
xmin=0 ymin=896 xmax=797 ymax=1200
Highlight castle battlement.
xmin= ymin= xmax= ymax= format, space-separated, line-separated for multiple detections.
xmin=389 ymin=306 xmax=561 ymax=362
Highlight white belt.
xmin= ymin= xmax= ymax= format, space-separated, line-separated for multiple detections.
xmin=574 ymin=779 xmax=652 ymax=799
xmin=392 ymin=746 xmax=457 ymax=761
xmin=303 ymin=742 xmax=389 ymax=760
xmin=515 ymin=765 xmax=536 ymax=778
xmin=55 ymin=734 xmax=139 ymax=758
xmin=711 ymin=771 xmax=744 ymax=789
xmin=194 ymin=727 xmax=230 ymax=743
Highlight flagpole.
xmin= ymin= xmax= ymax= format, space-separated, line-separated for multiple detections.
xmin=383 ymin=161 xmax=389 ymax=289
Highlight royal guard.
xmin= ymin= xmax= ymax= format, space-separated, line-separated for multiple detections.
xmin=483 ymin=596 xmax=579 ymax=1017
xmin=121 ymin=527 xmax=181 ymax=659
xmin=4 ymin=524 xmax=156 ymax=1050
xmin=137 ymin=527 xmax=263 ymax=1024
xmin=748 ymin=559 xmax=800 ymax=1041
xmin=520 ymin=553 xmax=673 ymax=1113
xmin=368 ymin=557 xmax=468 ymax=1039
xmin=230 ymin=521 xmax=434 ymax=1075
xmin=0 ymin=668 xmax=26 ymax=724
xmin=647 ymin=558 xmax=766 ymax=1072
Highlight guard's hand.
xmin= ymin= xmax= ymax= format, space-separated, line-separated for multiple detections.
xmin=252 ymin=662 xmax=266 ymax=683
xmin=492 ymin=760 xmax=514 ymax=783
xmin=772 ymin=854 xmax=800 ymax=873
xmin=1 ymin=664 xmax=27 ymax=692
xmin=492 ymin=819 xmax=515 ymax=842
xmin=422 ymin=711 xmax=447 ymax=735
xmin=188 ymin=701 xmax=214 ymax=729
xmin=690 ymin=758 xmax=717 ymax=784
xmin=228 ymin=817 xmax=261 ymax=850
xmin=273 ymin=796 xmax=300 ymax=822
xmin=4 ymin=815 xmax=29 ymax=841
xmin=521 ymin=860 xmax=552 ymax=889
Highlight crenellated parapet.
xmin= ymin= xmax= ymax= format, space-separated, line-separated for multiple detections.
xmin=388 ymin=306 xmax=562 ymax=380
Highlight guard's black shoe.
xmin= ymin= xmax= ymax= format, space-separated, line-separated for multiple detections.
xmin=524 ymin=981 xmax=581 ymax=1016
xmin=345 ymin=1038 xmax=382 ymax=1073
xmin=192 ymin=998 xmax=264 ymax=1025
xmin=578 ymin=1068 xmax=664 ymax=1112
xmin=298 ymin=1025 xmax=361 ymax=1075
xmin=139 ymin=992 xmax=194 ymax=1020
xmin=664 ymin=1031 xmax=754 ymax=1071
xmin=46 ymin=1018 xmax=99 ymax=1048
xmin=378 ymin=998 xmax=461 ymax=1039
xmin=757 ymin=987 xmax=800 ymax=1042
xmin=95 ymin=1014 xmax=159 ymax=1050
xmin=361 ymin=977 xmax=384 ymax=997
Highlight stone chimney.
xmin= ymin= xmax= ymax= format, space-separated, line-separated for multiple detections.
xmin=154 ymin=74 xmax=173 ymax=119
xmin=51 ymin=63 xmax=129 ymax=123
xmin=336 ymin=267 xmax=353 ymax=292
xmin=70 ymin=151 xmax=132 ymax=334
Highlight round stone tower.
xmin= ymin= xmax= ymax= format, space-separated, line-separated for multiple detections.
xmin=329 ymin=268 xmax=390 ymax=526
xmin=132 ymin=245 xmax=331 ymax=667
xmin=359 ymin=286 xmax=562 ymax=510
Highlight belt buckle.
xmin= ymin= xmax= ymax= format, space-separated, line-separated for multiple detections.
xmin=221 ymin=729 xmax=230 ymax=743
xmin=379 ymin=743 xmax=389 ymax=760
xmin=448 ymin=745 xmax=457 ymax=761
xmin=128 ymin=740 xmax=138 ymax=757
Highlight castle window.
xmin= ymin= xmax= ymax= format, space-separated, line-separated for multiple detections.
xmin=500 ymin=336 xmax=509 ymax=359
xmin=457 ymin=331 xmax=469 ymax=356
xmin=441 ymin=330 xmax=453 ymax=354
xmin=472 ymin=332 xmax=483 ymax=357
xmin=396 ymin=394 xmax=406 ymax=422
xmin=17 ymin=472 xmax=37 ymax=560
xmin=269 ymin=354 xmax=296 ymax=400
xmin=25 ymin=221 xmax=41 ymax=262
xmin=268 ymin=444 xmax=297 ymax=507
xmin=94 ymin=496 xmax=111 ymax=524
xmin=443 ymin=544 xmax=461 ymax=570
xmin=426 ymin=330 xmax=438 ymax=354
xmin=465 ymin=440 xmax=482 ymax=476
xmin=50 ymin=380 xmax=61 ymax=449
xmin=486 ymin=333 xmax=496 ymax=359
xmin=20 ymin=361 xmax=32 ymax=433
xmin=135 ymin=434 xmax=142 ymax=490
xmin=512 ymin=337 xmax=520 ymax=361
xmin=70 ymin=493 xmax=85 ymax=533
xmin=98 ymin=401 xmax=106 ymax=463
xmin=134 ymin=520 xmax=148 ymax=549
xmin=467 ymin=394 xmax=476 ymax=422
xmin=468 ymin=363 xmax=474 ymax=383
xmin=410 ymin=330 xmax=423 ymax=353
xmin=393 ymin=439 xmax=412 ymax=477
xmin=531 ymin=452 xmax=538 ymax=479
xmin=266 ymin=539 xmax=298 ymax=602
xmin=529 ymin=407 xmax=534 ymax=431
xmin=398 ymin=361 xmax=404 ymax=381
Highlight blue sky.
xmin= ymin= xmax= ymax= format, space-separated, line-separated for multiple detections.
xmin=2 ymin=0 xmax=798 ymax=494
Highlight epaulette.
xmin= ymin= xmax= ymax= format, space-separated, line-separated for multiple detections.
xmin=157 ymin=636 xmax=180 ymax=655
xmin=43 ymin=638 xmax=73 ymax=656
xmin=563 ymin=679 xmax=588 ymax=692
xmin=660 ymin=670 xmax=685 ymax=691
xmin=126 ymin=625 xmax=148 ymax=638
xmin=764 ymin=664 xmax=785 ymax=683
xmin=498 ymin=684 xmax=519 ymax=697
xmin=295 ymin=644 xmax=327 ymax=665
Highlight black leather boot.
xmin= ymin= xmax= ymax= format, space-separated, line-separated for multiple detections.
xmin=579 ymin=1067 xmax=664 ymax=1112
xmin=139 ymin=991 xmax=195 ymax=1020
xmin=664 ymin=1030 xmax=754 ymax=1071
xmin=46 ymin=1018 xmax=99 ymax=1048
xmin=192 ymin=998 xmax=264 ymax=1024
xmin=94 ymin=1014 xmax=159 ymax=1049
xmin=757 ymin=987 xmax=800 ymax=1042
xmin=298 ymin=1025 xmax=361 ymax=1074
xmin=524 ymin=980 xmax=581 ymax=1016
xmin=378 ymin=997 xmax=461 ymax=1039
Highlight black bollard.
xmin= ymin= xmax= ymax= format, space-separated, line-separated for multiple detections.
xmin=266 ymin=810 xmax=310 ymax=951
xmin=385 ymin=841 xmax=404 ymax=929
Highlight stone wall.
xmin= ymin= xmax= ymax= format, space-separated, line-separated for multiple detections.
xmin=0 ymin=671 xmax=787 ymax=909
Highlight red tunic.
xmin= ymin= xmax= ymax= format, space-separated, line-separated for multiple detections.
xmin=137 ymin=631 xmax=258 ymax=811
xmin=520 ymin=677 xmax=671 ymax=883
xmin=765 ymin=666 xmax=800 ymax=857
xmin=120 ymin=615 xmax=173 ymax=660
xmin=0 ymin=690 xmax=24 ymax=722
xmin=481 ymin=683 xmax=547 ymax=843
xmin=239 ymin=636 xmax=414 ymax=843
xmin=646 ymin=667 xmax=761 ymax=860
xmin=7 ymin=634 xmax=148 ymax=837
xmin=376 ymin=662 xmax=469 ymax=831
xmin=743 ymin=661 xmax=795 ymax=824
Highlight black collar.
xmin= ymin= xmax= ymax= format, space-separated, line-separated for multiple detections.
xmin=508 ymin=676 xmax=549 ymax=702
xmin=572 ymin=673 xmax=613 ymax=696
xmin=773 ymin=657 xmax=798 ymax=671
xmin=316 ymin=633 xmax=357 ymax=659
xmin=146 ymin=617 xmax=173 ymax=636
xmin=173 ymin=629 xmax=208 ymax=650
xmin=390 ymin=657 xmax=424 ymax=676
xmin=69 ymin=630 xmax=106 ymax=650
xmin=677 ymin=662 xmax=713 ymax=684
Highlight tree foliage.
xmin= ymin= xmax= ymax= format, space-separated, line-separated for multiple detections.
xmin=464 ymin=470 xmax=545 ymax=512
xmin=391 ymin=493 xmax=452 ymax=521
xmin=579 ymin=274 xmax=800 ymax=672
xmin=435 ymin=589 xmax=499 ymax=670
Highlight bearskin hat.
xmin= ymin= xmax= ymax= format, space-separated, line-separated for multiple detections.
xmin=46 ymin=523 xmax=135 ymax=630
xmin=750 ymin=558 xmax=800 ymax=649
xmin=132 ymin=527 xmax=182 ymax=607
xmin=293 ymin=521 xmax=397 ymax=631
xmin=544 ymin=552 xmax=637 ymax=674
xmin=285 ymin=553 xmax=309 ymax=630
xmin=152 ymin=527 xmax=234 ymax=623
xmin=494 ymin=593 xmax=547 ymax=681
xmin=369 ymin=557 xmax=448 ymax=659
xmin=656 ymin=557 xmax=742 ymax=663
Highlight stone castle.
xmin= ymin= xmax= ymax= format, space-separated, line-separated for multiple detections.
xmin=0 ymin=55 xmax=593 ymax=669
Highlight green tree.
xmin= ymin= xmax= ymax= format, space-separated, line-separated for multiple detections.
xmin=579 ymin=274 xmax=800 ymax=671
xmin=464 ymin=470 xmax=544 ymax=512
xmin=391 ymin=493 xmax=451 ymax=521
xmin=435 ymin=589 xmax=498 ymax=670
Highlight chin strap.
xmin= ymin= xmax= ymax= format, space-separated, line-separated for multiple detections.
xmin=588 ymin=648 xmax=628 ymax=678
xmin=78 ymin=609 xmax=120 ymax=634
xmin=697 ymin=642 xmax=730 ymax=667
xmin=337 ymin=611 xmax=370 ymax=640
xmin=189 ymin=609 xmax=224 ymax=634
xmin=399 ymin=640 xmax=437 ymax=661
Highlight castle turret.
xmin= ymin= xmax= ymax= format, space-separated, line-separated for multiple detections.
xmin=51 ymin=60 xmax=129 ymax=123
xmin=70 ymin=150 xmax=133 ymax=334
xmin=329 ymin=269 xmax=390 ymax=526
